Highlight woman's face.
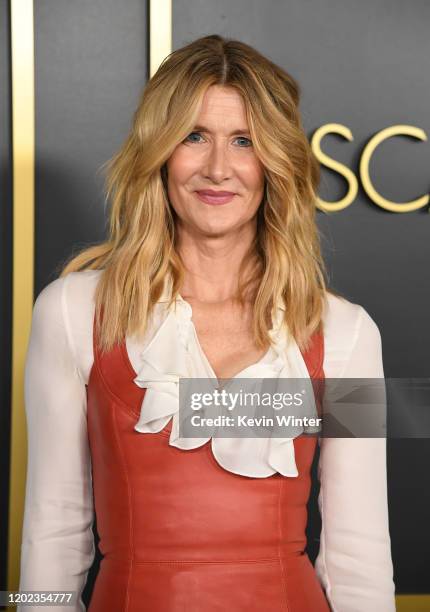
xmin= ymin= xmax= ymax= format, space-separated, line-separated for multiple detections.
xmin=166 ymin=85 xmax=265 ymax=237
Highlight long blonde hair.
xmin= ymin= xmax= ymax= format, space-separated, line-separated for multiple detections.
xmin=60 ymin=34 xmax=338 ymax=355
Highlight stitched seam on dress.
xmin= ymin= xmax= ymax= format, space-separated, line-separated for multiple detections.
xmin=93 ymin=306 xmax=170 ymax=434
xmin=92 ymin=359 xmax=172 ymax=437
xmin=106 ymin=558 xmax=282 ymax=564
xmin=96 ymin=343 xmax=174 ymax=436
xmin=277 ymin=478 xmax=291 ymax=612
xmin=92 ymin=317 xmax=134 ymax=608
xmin=92 ymin=345 xmax=146 ymax=416
xmin=112 ymin=407 xmax=134 ymax=612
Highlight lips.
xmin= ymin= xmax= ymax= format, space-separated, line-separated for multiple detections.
xmin=195 ymin=190 xmax=236 ymax=205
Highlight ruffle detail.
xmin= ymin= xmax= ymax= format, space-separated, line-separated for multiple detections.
xmin=133 ymin=290 xmax=321 ymax=478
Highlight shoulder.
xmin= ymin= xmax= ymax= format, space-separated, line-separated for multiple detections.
xmin=33 ymin=269 xmax=103 ymax=383
xmin=34 ymin=269 xmax=102 ymax=334
xmin=34 ymin=269 xmax=102 ymax=312
xmin=322 ymin=291 xmax=382 ymax=378
xmin=323 ymin=291 xmax=381 ymax=339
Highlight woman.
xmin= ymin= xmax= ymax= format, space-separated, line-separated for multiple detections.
xmin=18 ymin=35 xmax=395 ymax=611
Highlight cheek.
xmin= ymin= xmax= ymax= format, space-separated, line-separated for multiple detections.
xmin=242 ymin=160 xmax=265 ymax=192
xmin=167 ymin=149 xmax=199 ymax=186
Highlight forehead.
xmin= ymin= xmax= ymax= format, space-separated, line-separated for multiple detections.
xmin=196 ymin=85 xmax=248 ymax=128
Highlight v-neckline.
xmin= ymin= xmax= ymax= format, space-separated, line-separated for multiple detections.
xmin=188 ymin=310 xmax=274 ymax=383
xmin=171 ymin=292 xmax=282 ymax=383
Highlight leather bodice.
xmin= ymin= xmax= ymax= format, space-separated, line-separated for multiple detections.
xmin=85 ymin=313 xmax=329 ymax=611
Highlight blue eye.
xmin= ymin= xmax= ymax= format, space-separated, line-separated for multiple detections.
xmin=184 ymin=132 xmax=204 ymax=143
xmin=183 ymin=132 xmax=252 ymax=146
xmin=235 ymin=136 xmax=252 ymax=147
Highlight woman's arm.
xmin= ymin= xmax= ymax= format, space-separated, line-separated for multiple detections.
xmin=18 ymin=276 xmax=95 ymax=612
xmin=315 ymin=305 xmax=396 ymax=611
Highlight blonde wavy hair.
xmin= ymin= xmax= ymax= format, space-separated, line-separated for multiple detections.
xmin=60 ymin=34 xmax=338 ymax=355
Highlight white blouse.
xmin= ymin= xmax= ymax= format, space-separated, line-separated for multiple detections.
xmin=132 ymin=274 xmax=321 ymax=478
xmin=18 ymin=269 xmax=396 ymax=612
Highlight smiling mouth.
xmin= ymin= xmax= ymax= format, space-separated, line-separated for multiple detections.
xmin=194 ymin=190 xmax=236 ymax=205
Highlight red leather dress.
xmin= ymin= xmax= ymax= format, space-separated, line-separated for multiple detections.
xmin=86 ymin=309 xmax=330 ymax=612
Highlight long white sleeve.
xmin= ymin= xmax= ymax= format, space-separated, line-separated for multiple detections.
xmin=315 ymin=302 xmax=396 ymax=611
xmin=18 ymin=276 xmax=95 ymax=612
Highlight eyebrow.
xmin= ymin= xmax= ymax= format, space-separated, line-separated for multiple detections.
xmin=191 ymin=124 xmax=251 ymax=136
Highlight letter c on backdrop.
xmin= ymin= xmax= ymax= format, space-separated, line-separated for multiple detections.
xmin=360 ymin=125 xmax=429 ymax=213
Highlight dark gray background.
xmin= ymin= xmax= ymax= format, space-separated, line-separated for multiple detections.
xmin=1 ymin=0 xmax=428 ymax=599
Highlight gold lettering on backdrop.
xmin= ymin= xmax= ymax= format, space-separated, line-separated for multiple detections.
xmin=360 ymin=125 xmax=429 ymax=213
xmin=311 ymin=123 xmax=359 ymax=212
xmin=311 ymin=123 xmax=429 ymax=212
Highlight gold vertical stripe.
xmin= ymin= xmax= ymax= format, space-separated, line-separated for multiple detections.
xmin=396 ymin=595 xmax=430 ymax=611
xmin=8 ymin=0 xmax=35 ymax=593
xmin=149 ymin=0 xmax=172 ymax=77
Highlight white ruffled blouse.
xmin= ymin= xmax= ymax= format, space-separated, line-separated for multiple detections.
xmin=18 ymin=269 xmax=396 ymax=612
xmin=132 ymin=285 xmax=320 ymax=478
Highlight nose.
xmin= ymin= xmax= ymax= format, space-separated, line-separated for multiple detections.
xmin=203 ymin=140 xmax=232 ymax=184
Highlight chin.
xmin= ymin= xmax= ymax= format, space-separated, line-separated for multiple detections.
xmin=194 ymin=222 xmax=237 ymax=238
